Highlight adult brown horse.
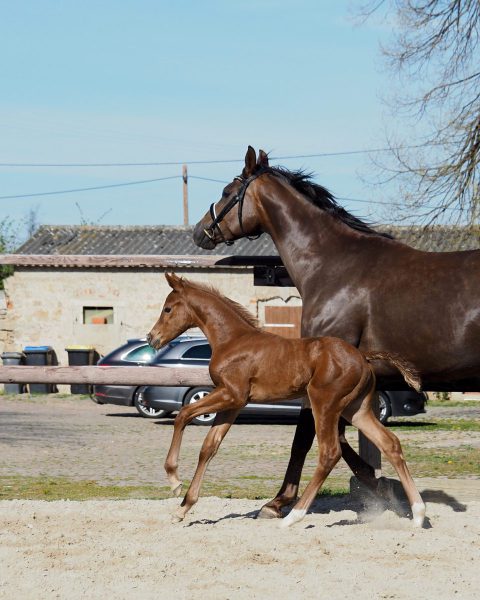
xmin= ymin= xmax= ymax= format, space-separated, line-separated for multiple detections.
xmin=193 ymin=145 xmax=480 ymax=518
xmin=147 ymin=273 xmax=425 ymax=528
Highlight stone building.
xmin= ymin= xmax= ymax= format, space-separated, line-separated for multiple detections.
xmin=0 ymin=226 xmax=301 ymax=364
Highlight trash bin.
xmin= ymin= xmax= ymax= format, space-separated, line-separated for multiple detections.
xmin=23 ymin=346 xmax=58 ymax=394
xmin=65 ymin=346 xmax=99 ymax=394
xmin=1 ymin=351 xmax=26 ymax=394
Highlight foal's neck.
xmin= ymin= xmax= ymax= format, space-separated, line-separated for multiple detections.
xmin=186 ymin=288 xmax=256 ymax=349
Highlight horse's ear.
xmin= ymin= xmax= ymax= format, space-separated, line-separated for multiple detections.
xmin=258 ymin=149 xmax=269 ymax=168
xmin=165 ymin=272 xmax=183 ymax=290
xmin=242 ymin=145 xmax=257 ymax=178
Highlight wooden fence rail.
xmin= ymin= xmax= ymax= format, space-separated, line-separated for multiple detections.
xmin=0 ymin=366 xmax=212 ymax=386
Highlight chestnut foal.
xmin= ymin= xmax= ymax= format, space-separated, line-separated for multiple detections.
xmin=147 ymin=274 xmax=426 ymax=528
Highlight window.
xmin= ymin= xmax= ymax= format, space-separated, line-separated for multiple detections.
xmin=124 ymin=345 xmax=156 ymax=363
xmin=181 ymin=344 xmax=212 ymax=360
xmin=83 ymin=307 xmax=114 ymax=325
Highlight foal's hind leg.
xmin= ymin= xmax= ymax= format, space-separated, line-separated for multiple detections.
xmin=172 ymin=408 xmax=240 ymax=523
xmin=346 ymin=404 xmax=426 ymax=527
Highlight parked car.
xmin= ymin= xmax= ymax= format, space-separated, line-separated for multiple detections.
xmin=94 ymin=337 xmax=427 ymax=424
xmin=92 ymin=338 xmax=171 ymax=418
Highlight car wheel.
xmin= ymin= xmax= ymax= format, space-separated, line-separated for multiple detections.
xmin=183 ymin=387 xmax=215 ymax=425
xmin=134 ymin=389 xmax=170 ymax=419
xmin=378 ymin=392 xmax=392 ymax=424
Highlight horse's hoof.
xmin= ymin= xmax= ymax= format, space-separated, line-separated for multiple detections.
xmin=412 ymin=502 xmax=426 ymax=528
xmin=278 ymin=508 xmax=307 ymax=529
xmin=171 ymin=514 xmax=184 ymax=524
xmin=171 ymin=483 xmax=183 ymax=497
xmin=257 ymin=505 xmax=282 ymax=519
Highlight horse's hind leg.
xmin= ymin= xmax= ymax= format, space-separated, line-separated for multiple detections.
xmin=346 ymin=405 xmax=425 ymax=527
xmin=172 ymin=408 xmax=240 ymax=523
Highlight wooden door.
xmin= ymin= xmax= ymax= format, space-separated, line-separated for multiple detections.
xmin=263 ymin=306 xmax=302 ymax=338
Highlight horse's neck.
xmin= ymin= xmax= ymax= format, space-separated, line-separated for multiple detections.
xmin=258 ymin=181 xmax=353 ymax=296
xmin=187 ymin=291 xmax=255 ymax=348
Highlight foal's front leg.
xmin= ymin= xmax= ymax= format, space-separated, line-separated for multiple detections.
xmin=172 ymin=408 xmax=240 ymax=523
xmin=164 ymin=387 xmax=237 ymax=496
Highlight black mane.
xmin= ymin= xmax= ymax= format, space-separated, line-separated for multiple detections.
xmin=262 ymin=166 xmax=392 ymax=239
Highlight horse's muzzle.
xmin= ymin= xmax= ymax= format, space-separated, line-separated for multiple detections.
xmin=193 ymin=222 xmax=216 ymax=250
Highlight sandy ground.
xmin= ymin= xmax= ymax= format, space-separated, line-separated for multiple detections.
xmin=1 ymin=496 xmax=479 ymax=600
xmin=1 ymin=396 xmax=479 ymax=598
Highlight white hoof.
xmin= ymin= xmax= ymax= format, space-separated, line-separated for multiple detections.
xmin=279 ymin=508 xmax=307 ymax=529
xmin=412 ymin=502 xmax=426 ymax=527
xmin=171 ymin=482 xmax=183 ymax=497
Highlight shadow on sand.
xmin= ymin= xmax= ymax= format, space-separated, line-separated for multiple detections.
xmin=183 ymin=476 xmax=467 ymax=529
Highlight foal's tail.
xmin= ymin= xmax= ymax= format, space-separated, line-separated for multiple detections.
xmin=363 ymin=351 xmax=421 ymax=392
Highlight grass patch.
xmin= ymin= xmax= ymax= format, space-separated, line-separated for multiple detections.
xmin=389 ymin=419 xmax=480 ymax=432
xmin=0 ymin=475 xmax=349 ymax=502
xmin=427 ymin=400 xmax=480 ymax=408
xmin=0 ymin=476 xmax=170 ymax=501
xmin=384 ymin=444 xmax=480 ymax=478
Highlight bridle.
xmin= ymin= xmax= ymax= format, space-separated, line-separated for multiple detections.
xmin=203 ymin=172 xmax=263 ymax=246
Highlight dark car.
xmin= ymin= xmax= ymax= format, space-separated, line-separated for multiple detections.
xmin=140 ymin=338 xmax=427 ymax=425
xmin=92 ymin=338 xmax=172 ymax=418
xmin=94 ymin=337 xmax=426 ymax=424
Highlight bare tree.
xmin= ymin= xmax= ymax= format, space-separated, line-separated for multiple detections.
xmin=359 ymin=1 xmax=480 ymax=226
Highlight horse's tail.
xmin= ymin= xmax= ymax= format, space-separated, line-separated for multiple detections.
xmin=363 ymin=351 xmax=422 ymax=392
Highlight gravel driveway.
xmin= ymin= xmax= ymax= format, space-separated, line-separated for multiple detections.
xmin=1 ymin=395 xmax=479 ymax=497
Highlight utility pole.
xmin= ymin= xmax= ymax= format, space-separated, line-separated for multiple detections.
xmin=182 ymin=164 xmax=189 ymax=225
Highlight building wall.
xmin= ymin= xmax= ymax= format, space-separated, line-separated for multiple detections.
xmin=2 ymin=267 xmax=301 ymax=365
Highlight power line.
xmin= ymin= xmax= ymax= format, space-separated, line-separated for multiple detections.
xmin=0 ymin=142 xmax=441 ymax=168
xmin=0 ymin=175 xmax=181 ymax=201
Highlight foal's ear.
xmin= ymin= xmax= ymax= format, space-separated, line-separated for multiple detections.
xmin=242 ymin=145 xmax=257 ymax=178
xmin=258 ymin=149 xmax=269 ymax=168
xmin=165 ymin=272 xmax=183 ymax=290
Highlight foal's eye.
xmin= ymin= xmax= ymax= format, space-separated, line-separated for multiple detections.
xmin=164 ymin=307 xmax=172 ymax=313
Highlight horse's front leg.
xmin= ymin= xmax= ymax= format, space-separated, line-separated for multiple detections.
xmin=172 ymin=408 xmax=241 ymax=523
xmin=164 ymin=387 xmax=237 ymax=497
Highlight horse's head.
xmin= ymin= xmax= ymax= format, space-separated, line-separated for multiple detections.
xmin=193 ymin=146 xmax=269 ymax=249
xmin=147 ymin=273 xmax=195 ymax=349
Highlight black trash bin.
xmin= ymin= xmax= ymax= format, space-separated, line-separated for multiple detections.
xmin=1 ymin=351 xmax=26 ymax=394
xmin=65 ymin=346 xmax=98 ymax=394
xmin=23 ymin=346 xmax=58 ymax=394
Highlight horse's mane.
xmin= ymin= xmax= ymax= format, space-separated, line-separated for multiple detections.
xmin=260 ymin=166 xmax=393 ymax=239
xmin=185 ymin=279 xmax=260 ymax=329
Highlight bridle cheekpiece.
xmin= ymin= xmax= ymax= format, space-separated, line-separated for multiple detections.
xmin=203 ymin=172 xmax=263 ymax=246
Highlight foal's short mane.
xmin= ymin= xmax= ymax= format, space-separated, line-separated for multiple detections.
xmin=185 ymin=279 xmax=260 ymax=329
xmin=260 ymin=165 xmax=393 ymax=239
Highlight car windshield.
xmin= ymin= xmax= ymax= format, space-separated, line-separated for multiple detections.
xmin=124 ymin=345 xmax=156 ymax=363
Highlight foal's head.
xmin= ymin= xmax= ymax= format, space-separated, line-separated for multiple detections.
xmin=193 ymin=146 xmax=268 ymax=249
xmin=147 ymin=273 xmax=195 ymax=349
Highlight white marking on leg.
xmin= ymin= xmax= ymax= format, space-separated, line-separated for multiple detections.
xmin=279 ymin=508 xmax=307 ymax=529
xmin=412 ymin=502 xmax=426 ymax=527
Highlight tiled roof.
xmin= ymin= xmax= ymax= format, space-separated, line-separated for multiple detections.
xmin=16 ymin=225 xmax=277 ymax=256
xmin=15 ymin=224 xmax=480 ymax=255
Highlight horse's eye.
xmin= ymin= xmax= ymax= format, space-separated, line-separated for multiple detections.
xmin=164 ymin=307 xmax=172 ymax=313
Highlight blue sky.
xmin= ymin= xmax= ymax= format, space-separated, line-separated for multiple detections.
xmin=0 ymin=1 xmax=398 ymax=236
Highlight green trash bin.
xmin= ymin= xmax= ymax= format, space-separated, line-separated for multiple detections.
xmin=1 ymin=351 xmax=26 ymax=394
xmin=65 ymin=346 xmax=99 ymax=394
xmin=23 ymin=346 xmax=58 ymax=394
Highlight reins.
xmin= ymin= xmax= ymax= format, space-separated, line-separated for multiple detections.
xmin=203 ymin=172 xmax=263 ymax=245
